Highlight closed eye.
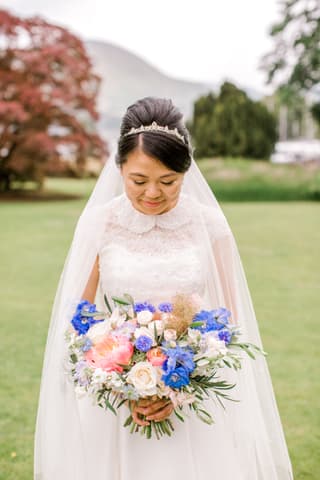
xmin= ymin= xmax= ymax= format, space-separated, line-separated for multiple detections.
xmin=133 ymin=180 xmax=176 ymax=186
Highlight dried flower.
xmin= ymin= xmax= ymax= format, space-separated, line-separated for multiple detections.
xmin=163 ymin=294 xmax=199 ymax=336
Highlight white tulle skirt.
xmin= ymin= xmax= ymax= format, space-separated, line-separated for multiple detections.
xmin=75 ymin=363 xmax=288 ymax=480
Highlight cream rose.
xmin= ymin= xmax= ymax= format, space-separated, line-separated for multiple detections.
xmin=126 ymin=361 xmax=158 ymax=396
xmin=136 ymin=310 xmax=153 ymax=325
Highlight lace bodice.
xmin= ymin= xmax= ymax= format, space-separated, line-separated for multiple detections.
xmin=97 ymin=192 xmax=230 ymax=305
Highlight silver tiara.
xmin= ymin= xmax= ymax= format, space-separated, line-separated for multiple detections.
xmin=123 ymin=121 xmax=185 ymax=143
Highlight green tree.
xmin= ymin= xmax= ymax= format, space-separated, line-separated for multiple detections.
xmin=189 ymin=82 xmax=277 ymax=159
xmin=262 ymin=0 xmax=320 ymax=91
xmin=187 ymin=93 xmax=216 ymax=157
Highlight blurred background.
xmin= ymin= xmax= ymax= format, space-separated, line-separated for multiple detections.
xmin=0 ymin=1 xmax=319 ymax=479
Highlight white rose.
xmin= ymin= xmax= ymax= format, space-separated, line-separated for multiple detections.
xmin=137 ymin=310 xmax=153 ymax=325
xmin=163 ymin=328 xmax=177 ymax=341
xmin=86 ymin=319 xmax=111 ymax=344
xmin=126 ymin=361 xmax=158 ymax=396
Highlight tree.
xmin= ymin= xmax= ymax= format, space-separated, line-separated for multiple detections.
xmin=186 ymin=93 xmax=217 ymax=158
xmin=188 ymin=82 xmax=277 ymax=160
xmin=0 ymin=9 xmax=107 ymax=191
xmin=262 ymin=0 xmax=320 ymax=92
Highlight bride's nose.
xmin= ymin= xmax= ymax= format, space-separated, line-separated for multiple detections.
xmin=145 ymin=183 xmax=162 ymax=198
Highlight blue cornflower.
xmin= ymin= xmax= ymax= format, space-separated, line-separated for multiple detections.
xmin=135 ymin=335 xmax=153 ymax=352
xmin=192 ymin=310 xmax=213 ymax=332
xmin=133 ymin=302 xmax=156 ymax=313
xmin=162 ymin=365 xmax=190 ymax=388
xmin=158 ymin=302 xmax=173 ymax=313
xmin=218 ymin=329 xmax=232 ymax=344
xmin=76 ymin=300 xmax=96 ymax=314
xmin=71 ymin=312 xmax=90 ymax=335
xmin=192 ymin=308 xmax=231 ymax=333
xmin=212 ymin=308 xmax=231 ymax=322
xmin=71 ymin=300 xmax=103 ymax=335
xmin=162 ymin=346 xmax=195 ymax=375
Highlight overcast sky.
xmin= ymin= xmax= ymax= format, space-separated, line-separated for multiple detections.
xmin=0 ymin=0 xmax=281 ymax=93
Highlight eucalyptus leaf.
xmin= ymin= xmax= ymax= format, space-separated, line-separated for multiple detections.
xmin=112 ymin=296 xmax=132 ymax=306
xmin=103 ymin=294 xmax=112 ymax=314
xmin=104 ymin=398 xmax=117 ymax=415
xmin=123 ymin=415 xmax=133 ymax=427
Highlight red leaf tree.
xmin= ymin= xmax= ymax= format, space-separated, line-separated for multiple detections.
xmin=0 ymin=9 xmax=108 ymax=191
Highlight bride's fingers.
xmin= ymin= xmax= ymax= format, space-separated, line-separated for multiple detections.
xmin=137 ymin=396 xmax=157 ymax=407
xmin=131 ymin=407 xmax=150 ymax=426
xmin=146 ymin=403 xmax=174 ymax=422
xmin=135 ymin=399 xmax=170 ymax=415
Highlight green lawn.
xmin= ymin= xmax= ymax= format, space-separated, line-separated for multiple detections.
xmin=0 ymin=177 xmax=319 ymax=479
xmin=200 ymin=157 xmax=320 ymax=202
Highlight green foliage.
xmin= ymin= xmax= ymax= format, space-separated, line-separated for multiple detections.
xmin=188 ymin=82 xmax=277 ymax=159
xmin=311 ymin=102 xmax=320 ymax=124
xmin=262 ymin=0 xmax=320 ymax=92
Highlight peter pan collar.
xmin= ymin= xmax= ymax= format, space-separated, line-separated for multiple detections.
xmin=113 ymin=192 xmax=194 ymax=233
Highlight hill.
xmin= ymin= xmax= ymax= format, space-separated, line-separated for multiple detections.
xmin=86 ymin=40 xmax=215 ymax=142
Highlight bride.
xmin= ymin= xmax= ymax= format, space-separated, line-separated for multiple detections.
xmin=34 ymin=97 xmax=293 ymax=479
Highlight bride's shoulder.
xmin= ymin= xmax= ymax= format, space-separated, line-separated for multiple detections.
xmin=75 ymin=194 xmax=125 ymax=231
xmin=186 ymin=195 xmax=232 ymax=240
xmin=85 ymin=194 xmax=125 ymax=218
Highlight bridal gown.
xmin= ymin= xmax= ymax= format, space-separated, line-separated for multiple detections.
xmin=74 ymin=192 xmax=292 ymax=480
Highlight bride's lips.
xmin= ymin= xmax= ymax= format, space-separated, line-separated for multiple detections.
xmin=142 ymin=199 xmax=164 ymax=208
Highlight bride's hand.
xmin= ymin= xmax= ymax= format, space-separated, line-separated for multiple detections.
xmin=129 ymin=396 xmax=174 ymax=425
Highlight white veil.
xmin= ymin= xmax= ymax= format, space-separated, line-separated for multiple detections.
xmin=34 ymin=155 xmax=293 ymax=479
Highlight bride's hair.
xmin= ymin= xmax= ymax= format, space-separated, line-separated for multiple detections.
xmin=116 ymin=96 xmax=193 ymax=173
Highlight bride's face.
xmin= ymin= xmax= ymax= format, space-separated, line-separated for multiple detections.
xmin=120 ymin=148 xmax=184 ymax=215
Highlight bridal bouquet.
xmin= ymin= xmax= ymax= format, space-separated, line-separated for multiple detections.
xmin=64 ymin=293 xmax=264 ymax=439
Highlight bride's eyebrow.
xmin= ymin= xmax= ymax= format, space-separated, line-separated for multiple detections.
xmin=129 ymin=173 xmax=177 ymax=178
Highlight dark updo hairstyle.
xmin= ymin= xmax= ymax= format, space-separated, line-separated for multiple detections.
xmin=116 ymin=97 xmax=193 ymax=173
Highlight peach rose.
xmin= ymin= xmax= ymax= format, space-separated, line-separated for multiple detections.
xmin=146 ymin=347 xmax=167 ymax=367
xmin=85 ymin=334 xmax=133 ymax=372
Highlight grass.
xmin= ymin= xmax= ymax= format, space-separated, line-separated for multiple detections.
xmin=0 ymin=172 xmax=319 ymax=479
xmin=199 ymin=157 xmax=320 ymax=202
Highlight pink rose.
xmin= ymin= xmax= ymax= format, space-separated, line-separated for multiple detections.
xmin=85 ymin=334 xmax=133 ymax=372
xmin=146 ymin=347 xmax=167 ymax=367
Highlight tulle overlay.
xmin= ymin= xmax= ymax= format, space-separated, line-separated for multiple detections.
xmin=34 ymin=158 xmax=293 ymax=479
